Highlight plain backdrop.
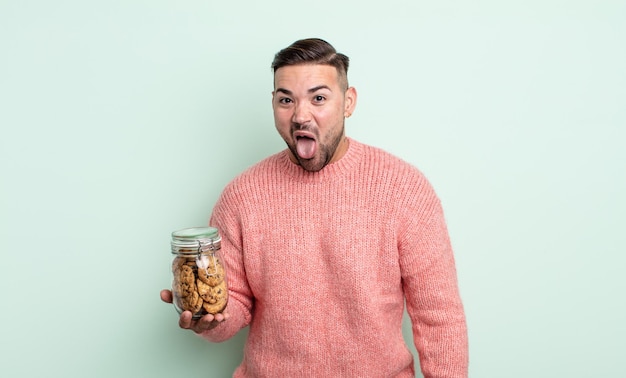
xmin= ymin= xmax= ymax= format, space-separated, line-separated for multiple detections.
xmin=1 ymin=1 xmax=625 ymax=377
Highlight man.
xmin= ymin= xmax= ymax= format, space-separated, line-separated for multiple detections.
xmin=161 ymin=38 xmax=468 ymax=377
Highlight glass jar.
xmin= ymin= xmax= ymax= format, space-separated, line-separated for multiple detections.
xmin=170 ymin=227 xmax=228 ymax=319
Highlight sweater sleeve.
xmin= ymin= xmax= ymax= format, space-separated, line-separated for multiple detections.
xmin=198 ymin=187 xmax=254 ymax=342
xmin=398 ymin=182 xmax=469 ymax=378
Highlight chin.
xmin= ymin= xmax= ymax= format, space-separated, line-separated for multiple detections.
xmin=298 ymin=156 xmax=328 ymax=172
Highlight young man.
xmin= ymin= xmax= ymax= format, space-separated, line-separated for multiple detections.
xmin=161 ymin=38 xmax=468 ymax=377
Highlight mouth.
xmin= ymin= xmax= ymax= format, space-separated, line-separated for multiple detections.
xmin=293 ymin=131 xmax=317 ymax=160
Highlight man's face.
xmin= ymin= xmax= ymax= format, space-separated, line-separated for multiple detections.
xmin=272 ymin=64 xmax=357 ymax=172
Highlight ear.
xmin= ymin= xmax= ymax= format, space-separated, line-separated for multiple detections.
xmin=344 ymin=87 xmax=357 ymax=118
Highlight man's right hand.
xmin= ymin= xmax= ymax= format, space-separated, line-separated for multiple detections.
xmin=160 ymin=289 xmax=229 ymax=333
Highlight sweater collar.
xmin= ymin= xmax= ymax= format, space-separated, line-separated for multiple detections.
xmin=278 ymin=137 xmax=362 ymax=182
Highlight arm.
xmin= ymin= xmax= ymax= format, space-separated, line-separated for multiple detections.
xmin=399 ymin=192 xmax=468 ymax=378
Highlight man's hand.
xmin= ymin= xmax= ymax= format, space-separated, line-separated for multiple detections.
xmin=160 ymin=289 xmax=229 ymax=333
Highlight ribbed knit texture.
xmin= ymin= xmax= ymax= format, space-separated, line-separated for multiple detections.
xmin=204 ymin=138 xmax=468 ymax=378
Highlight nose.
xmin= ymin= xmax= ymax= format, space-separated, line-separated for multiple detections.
xmin=292 ymin=101 xmax=311 ymax=125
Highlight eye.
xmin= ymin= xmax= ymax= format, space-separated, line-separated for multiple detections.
xmin=278 ymin=97 xmax=293 ymax=104
xmin=313 ymin=95 xmax=326 ymax=103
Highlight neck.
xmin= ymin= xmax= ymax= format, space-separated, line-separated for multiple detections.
xmin=328 ymin=136 xmax=349 ymax=165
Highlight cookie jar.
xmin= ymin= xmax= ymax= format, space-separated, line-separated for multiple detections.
xmin=170 ymin=227 xmax=228 ymax=319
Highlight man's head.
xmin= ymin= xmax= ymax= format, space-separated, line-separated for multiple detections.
xmin=271 ymin=38 xmax=350 ymax=90
xmin=271 ymin=38 xmax=357 ymax=172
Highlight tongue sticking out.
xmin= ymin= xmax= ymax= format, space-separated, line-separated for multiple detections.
xmin=296 ymin=137 xmax=317 ymax=159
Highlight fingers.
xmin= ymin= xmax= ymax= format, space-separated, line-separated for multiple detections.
xmin=200 ymin=311 xmax=230 ymax=332
xmin=168 ymin=296 xmax=229 ymax=333
xmin=178 ymin=311 xmax=215 ymax=333
xmin=194 ymin=314 xmax=217 ymax=332
xmin=160 ymin=289 xmax=173 ymax=303
xmin=178 ymin=312 xmax=229 ymax=333
xmin=178 ymin=311 xmax=194 ymax=329
xmin=214 ymin=312 xmax=228 ymax=322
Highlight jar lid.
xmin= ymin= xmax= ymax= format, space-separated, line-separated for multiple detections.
xmin=172 ymin=227 xmax=219 ymax=241
xmin=171 ymin=227 xmax=221 ymax=254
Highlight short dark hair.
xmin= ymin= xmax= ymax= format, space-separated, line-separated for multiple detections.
xmin=271 ymin=38 xmax=350 ymax=88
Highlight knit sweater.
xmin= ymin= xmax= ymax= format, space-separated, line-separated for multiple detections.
xmin=204 ymin=138 xmax=468 ymax=378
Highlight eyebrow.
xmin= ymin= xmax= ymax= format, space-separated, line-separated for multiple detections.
xmin=275 ymin=85 xmax=332 ymax=96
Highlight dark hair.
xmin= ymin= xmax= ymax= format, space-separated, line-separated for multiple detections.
xmin=271 ymin=38 xmax=350 ymax=87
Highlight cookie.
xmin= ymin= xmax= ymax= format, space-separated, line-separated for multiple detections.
xmin=180 ymin=290 xmax=203 ymax=313
xmin=197 ymin=256 xmax=225 ymax=286
xmin=202 ymin=298 xmax=227 ymax=314
xmin=197 ymin=280 xmax=228 ymax=314
xmin=202 ymin=292 xmax=228 ymax=314
xmin=178 ymin=265 xmax=197 ymax=293
xmin=196 ymin=279 xmax=226 ymax=301
xmin=173 ymin=264 xmax=203 ymax=314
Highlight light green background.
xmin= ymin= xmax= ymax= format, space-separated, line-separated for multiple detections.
xmin=1 ymin=1 xmax=625 ymax=377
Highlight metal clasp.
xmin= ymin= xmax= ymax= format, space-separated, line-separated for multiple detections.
xmin=196 ymin=239 xmax=216 ymax=256
xmin=196 ymin=239 xmax=217 ymax=272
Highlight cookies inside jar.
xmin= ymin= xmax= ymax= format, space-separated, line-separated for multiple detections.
xmin=170 ymin=227 xmax=228 ymax=319
xmin=172 ymin=253 xmax=228 ymax=317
